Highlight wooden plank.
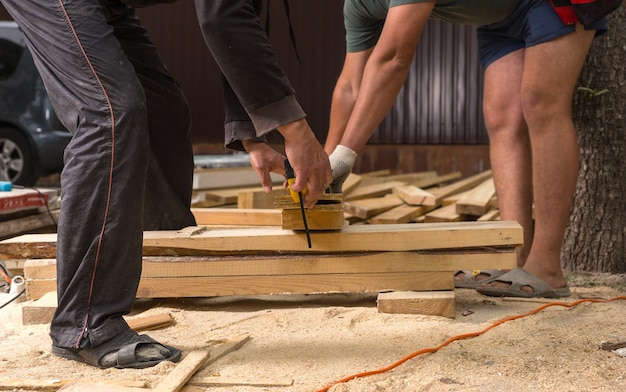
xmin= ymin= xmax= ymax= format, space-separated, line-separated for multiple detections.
xmin=477 ymin=209 xmax=501 ymax=221
xmin=429 ymin=170 xmax=493 ymax=203
xmin=192 ymin=208 xmax=281 ymax=226
xmin=273 ymin=193 xmax=343 ymax=209
xmin=189 ymin=377 xmax=293 ymax=387
xmin=24 ymin=250 xmax=517 ymax=300
xmin=341 ymin=173 xmax=362 ymax=195
xmin=237 ymin=188 xmax=286 ymax=209
xmin=152 ymin=350 xmax=211 ymax=392
xmin=2 ymin=221 xmax=523 ymax=258
xmin=281 ymin=208 xmax=344 ymax=230
xmin=343 ymin=181 xmax=407 ymax=201
xmin=22 ymin=290 xmax=173 ymax=327
xmin=0 ymin=209 xmax=59 ymax=239
xmin=343 ymin=195 xmax=405 ymax=219
xmin=412 ymin=171 xmax=462 ymax=189
xmin=23 ymin=271 xmax=453 ymax=299
xmin=26 ymin=251 xmax=517 ymax=279
xmin=424 ymin=203 xmax=467 ymax=223
xmin=368 ymin=204 xmax=435 ymax=224
xmin=2 ymin=380 xmax=146 ymax=391
xmin=201 ymin=333 xmax=250 ymax=367
xmin=377 ymin=291 xmax=455 ymax=318
xmin=455 ymin=178 xmax=497 ymax=216
xmin=22 ymin=291 xmax=57 ymax=325
xmin=392 ymin=184 xmax=437 ymax=206
xmin=193 ymin=167 xmax=282 ymax=190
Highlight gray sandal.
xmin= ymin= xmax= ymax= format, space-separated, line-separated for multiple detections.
xmin=454 ymin=269 xmax=506 ymax=289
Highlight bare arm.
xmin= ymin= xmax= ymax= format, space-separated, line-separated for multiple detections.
xmin=324 ymin=49 xmax=373 ymax=155
xmin=339 ymin=2 xmax=435 ymax=153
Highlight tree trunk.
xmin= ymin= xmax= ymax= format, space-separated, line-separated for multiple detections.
xmin=562 ymin=8 xmax=626 ymax=273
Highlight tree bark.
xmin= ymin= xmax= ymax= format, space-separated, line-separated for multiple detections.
xmin=562 ymin=8 xmax=626 ymax=273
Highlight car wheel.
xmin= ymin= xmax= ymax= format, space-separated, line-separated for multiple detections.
xmin=0 ymin=127 xmax=36 ymax=186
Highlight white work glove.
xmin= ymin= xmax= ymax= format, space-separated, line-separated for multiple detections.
xmin=328 ymin=145 xmax=357 ymax=193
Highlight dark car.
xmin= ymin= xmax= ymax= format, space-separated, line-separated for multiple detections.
xmin=0 ymin=21 xmax=71 ymax=186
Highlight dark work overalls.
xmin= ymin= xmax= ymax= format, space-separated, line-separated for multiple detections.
xmin=0 ymin=0 xmax=196 ymax=350
xmin=194 ymin=0 xmax=308 ymax=150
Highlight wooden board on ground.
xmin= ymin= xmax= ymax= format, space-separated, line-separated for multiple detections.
xmin=377 ymin=291 xmax=456 ymax=318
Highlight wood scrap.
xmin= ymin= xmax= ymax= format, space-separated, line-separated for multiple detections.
xmin=1 ymin=379 xmax=147 ymax=391
xmin=57 ymin=335 xmax=250 ymax=392
xmin=392 ymin=184 xmax=437 ymax=206
xmin=193 ymin=166 xmax=282 ymax=190
xmin=424 ymin=203 xmax=467 ymax=223
xmin=189 ymin=376 xmax=293 ymax=387
xmin=343 ymin=194 xmax=404 ymax=219
xmin=455 ymin=177 xmax=496 ymax=216
xmin=377 ymin=291 xmax=455 ymax=318
xmin=428 ymin=170 xmax=493 ymax=202
xmin=343 ymin=181 xmax=407 ymax=201
xmin=237 ymin=188 xmax=286 ymax=209
xmin=152 ymin=350 xmax=211 ymax=392
xmin=192 ymin=208 xmax=281 ymax=226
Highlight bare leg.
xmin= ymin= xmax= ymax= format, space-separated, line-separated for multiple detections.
xmin=483 ymin=25 xmax=595 ymax=292
xmin=454 ymin=49 xmax=532 ymax=284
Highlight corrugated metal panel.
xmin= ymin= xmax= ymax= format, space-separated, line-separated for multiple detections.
xmin=2 ymin=2 xmax=487 ymax=146
xmin=374 ymin=20 xmax=487 ymax=145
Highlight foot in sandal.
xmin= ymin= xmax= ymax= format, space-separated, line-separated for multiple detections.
xmin=52 ymin=329 xmax=181 ymax=369
xmin=475 ymin=268 xmax=571 ymax=298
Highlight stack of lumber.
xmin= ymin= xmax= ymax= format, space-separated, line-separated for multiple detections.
xmin=188 ymin=168 xmax=500 ymax=228
xmin=340 ymin=169 xmax=498 ymax=225
xmin=192 ymin=154 xmax=284 ymax=209
xmin=0 ymin=187 xmax=60 ymax=240
xmin=1 ymin=221 xmax=522 ymax=318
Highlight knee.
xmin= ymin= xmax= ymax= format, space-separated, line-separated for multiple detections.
xmin=520 ymin=87 xmax=571 ymax=131
xmin=482 ymin=99 xmax=526 ymax=140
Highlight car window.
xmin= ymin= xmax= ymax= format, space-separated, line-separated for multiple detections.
xmin=0 ymin=38 xmax=24 ymax=81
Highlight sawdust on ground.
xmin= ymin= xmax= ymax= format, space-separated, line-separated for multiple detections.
xmin=0 ymin=271 xmax=625 ymax=392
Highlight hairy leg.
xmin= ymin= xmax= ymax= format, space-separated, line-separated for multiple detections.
xmin=484 ymin=25 xmax=595 ymax=292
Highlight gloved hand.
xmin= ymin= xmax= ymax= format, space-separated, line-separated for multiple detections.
xmin=328 ymin=145 xmax=357 ymax=193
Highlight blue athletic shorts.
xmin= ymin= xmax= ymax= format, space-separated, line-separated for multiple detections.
xmin=476 ymin=0 xmax=608 ymax=69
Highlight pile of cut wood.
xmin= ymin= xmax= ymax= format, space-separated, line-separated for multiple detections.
xmin=190 ymin=167 xmax=499 ymax=227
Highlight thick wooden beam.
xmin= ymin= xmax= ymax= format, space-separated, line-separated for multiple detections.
xmin=23 ymin=250 xmax=516 ymax=300
xmin=0 ymin=221 xmax=523 ymax=258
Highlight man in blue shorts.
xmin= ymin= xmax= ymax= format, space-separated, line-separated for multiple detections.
xmin=325 ymin=0 xmax=607 ymax=298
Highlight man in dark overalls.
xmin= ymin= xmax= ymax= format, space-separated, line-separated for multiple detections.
xmin=0 ymin=0 xmax=330 ymax=368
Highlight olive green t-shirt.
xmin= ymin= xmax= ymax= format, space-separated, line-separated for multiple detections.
xmin=344 ymin=0 xmax=521 ymax=52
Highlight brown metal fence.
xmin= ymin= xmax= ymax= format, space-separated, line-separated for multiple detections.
xmin=1 ymin=1 xmax=487 ymax=147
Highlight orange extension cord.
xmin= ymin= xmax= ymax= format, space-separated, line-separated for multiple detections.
xmin=316 ymin=295 xmax=626 ymax=392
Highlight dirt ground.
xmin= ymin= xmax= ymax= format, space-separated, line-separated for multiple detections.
xmin=1 ymin=271 xmax=625 ymax=392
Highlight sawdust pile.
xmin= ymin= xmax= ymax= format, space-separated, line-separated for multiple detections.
xmin=1 ymin=272 xmax=625 ymax=392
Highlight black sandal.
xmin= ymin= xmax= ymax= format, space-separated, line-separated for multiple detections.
xmin=52 ymin=329 xmax=181 ymax=369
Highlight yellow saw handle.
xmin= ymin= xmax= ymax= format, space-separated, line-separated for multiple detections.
xmin=284 ymin=159 xmax=307 ymax=203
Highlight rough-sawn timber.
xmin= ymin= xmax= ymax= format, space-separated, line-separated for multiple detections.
xmin=0 ymin=221 xmax=522 ymax=258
